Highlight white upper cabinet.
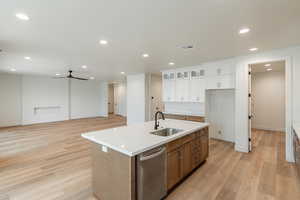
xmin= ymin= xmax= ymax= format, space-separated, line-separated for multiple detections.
xmin=191 ymin=69 xmax=205 ymax=79
xmin=175 ymin=70 xmax=190 ymax=102
xmin=205 ymin=64 xmax=235 ymax=90
xmin=162 ymin=71 xmax=176 ymax=102
xmin=206 ymin=74 xmax=235 ymax=90
xmin=161 ymin=63 xmax=235 ymax=103
xmin=206 ymin=65 xmax=234 ymax=77
xmin=190 ymin=78 xmax=205 ymax=102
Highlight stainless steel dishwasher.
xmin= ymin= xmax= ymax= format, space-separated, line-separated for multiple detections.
xmin=137 ymin=146 xmax=167 ymax=200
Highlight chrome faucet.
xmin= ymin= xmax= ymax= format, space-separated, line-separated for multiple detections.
xmin=154 ymin=111 xmax=165 ymax=130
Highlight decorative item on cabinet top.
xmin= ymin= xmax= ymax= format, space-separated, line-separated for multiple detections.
xmin=191 ymin=69 xmax=205 ymax=78
xmin=176 ymin=71 xmax=189 ymax=79
xmin=163 ymin=72 xmax=175 ymax=80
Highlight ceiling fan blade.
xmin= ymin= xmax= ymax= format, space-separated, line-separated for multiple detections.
xmin=53 ymin=76 xmax=67 ymax=79
xmin=72 ymin=77 xmax=89 ymax=80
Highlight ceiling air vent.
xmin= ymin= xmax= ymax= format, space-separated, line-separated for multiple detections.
xmin=181 ymin=45 xmax=193 ymax=49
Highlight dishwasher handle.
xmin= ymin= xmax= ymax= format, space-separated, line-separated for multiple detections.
xmin=140 ymin=147 xmax=166 ymax=161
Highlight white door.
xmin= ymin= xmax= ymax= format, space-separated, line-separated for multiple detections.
xmin=114 ymin=85 xmax=120 ymax=115
xmin=108 ymin=84 xmax=114 ymax=114
xmin=248 ymin=65 xmax=252 ymax=151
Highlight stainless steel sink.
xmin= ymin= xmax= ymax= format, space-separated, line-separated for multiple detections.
xmin=150 ymin=128 xmax=183 ymax=137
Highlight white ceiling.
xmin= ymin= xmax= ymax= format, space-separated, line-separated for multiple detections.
xmin=251 ymin=61 xmax=285 ymax=73
xmin=0 ymin=0 xmax=300 ymax=81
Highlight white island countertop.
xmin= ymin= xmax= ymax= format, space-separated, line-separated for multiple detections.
xmin=81 ymin=119 xmax=209 ymax=157
xmin=294 ymin=122 xmax=300 ymax=139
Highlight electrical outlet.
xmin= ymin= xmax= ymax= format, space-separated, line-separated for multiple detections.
xmin=102 ymin=145 xmax=108 ymax=152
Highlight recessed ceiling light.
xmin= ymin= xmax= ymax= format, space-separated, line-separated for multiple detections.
xmin=10 ymin=68 xmax=16 ymax=72
xmin=99 ymin=40 xmax=108 ymax=45
xmin=142 ymin=54 xmax=149 ymax=58
xmin=16 ymin=13 xmax=30 ymax=21
xmin=81 ymin=65 xmax=87 ymax=69
xmin=239 ymin=28 xmax=250 ymax=34
xmin=264 ymin=64 xmax=271 ymax=67
xmin=169 ymin=62 xmax=175 ymax=66
xmin=267 ymin=68 xmax=273 ymax=71
xmin=249 ymin=47 xmax=258 ymax=52
xmin=121 ymin=72 xmax=125 ymax=75
xmin=55 ymin=73 xmax=61 ymax=76
xmin=90 ymin=77 xmax=95 ymax=80
xmin=24 ymin=56 xmax=31 ymax=60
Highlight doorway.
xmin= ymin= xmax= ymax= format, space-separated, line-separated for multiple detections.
xmin=108 ymin=84 xmax=114 ymax=114
xmin=149 ymin=74 xmax=164 ymax=120
xmin=248 ymin=61 xmax=286 ymax=151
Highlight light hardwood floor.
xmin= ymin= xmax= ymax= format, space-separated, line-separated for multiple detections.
xmin=0 ymin=118 xmax=299 ymax=200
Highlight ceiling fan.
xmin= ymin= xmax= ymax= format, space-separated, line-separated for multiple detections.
xmin=55 ymin=70 xmax=89 ymax=80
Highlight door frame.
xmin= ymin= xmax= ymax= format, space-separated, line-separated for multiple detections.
xmin=246 ymin=56 xmax=293 ymax=162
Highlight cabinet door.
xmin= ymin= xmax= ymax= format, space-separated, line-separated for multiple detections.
xmin=176 ymin=79 xmax=190 ymax=102
xmin=163 ymin=80 xmax=176 ymax=102
xmin=182 ymin=142 xmax=193 ymax=177
xmin=190 ymin=78 xmax=205 ymax=102
xmin=199 ymin=132 xmax=209 ymax=163
xmin=219 ymin=74 xmax=235 ymax=89
xmin=205 ymin=76 xmax=218 ymax=90
xmin=167 ymin=149 xmax=182 ymax=190
xmin=205 ymin=75 xmax=235 ymax=90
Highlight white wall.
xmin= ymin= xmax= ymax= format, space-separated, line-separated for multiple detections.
xmin=0 ymin=73 xmax=22 ymax=127
xmin=164 ymin=102 xmax=205 ymax=116
xmin=252 ymin=71 xmax=285 ymax=131
xmin=114 ymin=82 xmax=127 ymax=117
xmin=127 ymin=73 xmax=150 ymax=125
xmin=0 ymin=74 xmax=108 ymax=127
xmin=234 ymin=46 xmax=300 ymax=162
xmin=22 ymin=76 xmax=69 ymax=125
xmin=70 ymin=79 xmax=108 ymax=119
xmin=206 ymin=89 xmax=235 ymax=143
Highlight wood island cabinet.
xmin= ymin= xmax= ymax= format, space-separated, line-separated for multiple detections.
xmin=166 ymin=127 xmax=209 ymax=190
xmin=166 ymin=149 xmax=182 ymax=189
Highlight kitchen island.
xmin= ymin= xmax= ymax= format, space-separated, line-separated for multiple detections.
xmin=82 ymin=119 xmax=209 ymax=200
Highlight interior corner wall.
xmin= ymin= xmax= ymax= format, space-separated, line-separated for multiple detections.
xmin=70 ymin=79 xmax=108 ymax=119
xmin=0 ymin=73 xmax=22 ymax=127
xmin=251 ymin=71 xmax=285 ymax=131
xmin=127 ymin=73 xmax=147 ymax=125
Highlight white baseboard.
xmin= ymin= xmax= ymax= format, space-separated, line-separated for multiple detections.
xmin=252 ymin=125 xmax=285 ymax=132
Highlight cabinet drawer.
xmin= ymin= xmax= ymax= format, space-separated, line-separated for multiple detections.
xmin=181 ymin=134 xmax=195 ymax=144
xmin=167 ymin=139 xmax=182 ymax=152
